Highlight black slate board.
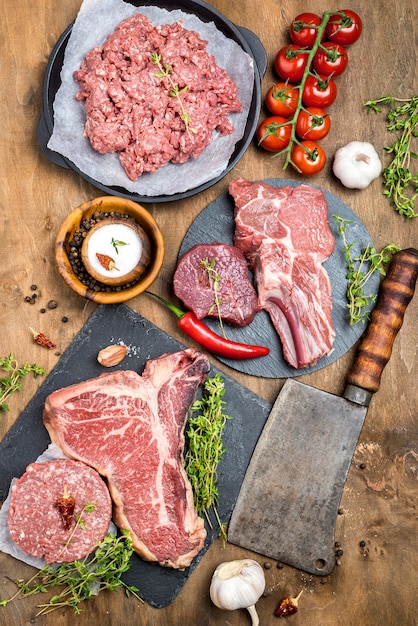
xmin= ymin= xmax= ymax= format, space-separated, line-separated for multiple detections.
xmin=178 ymin=179 xmax=381 ymax=378
xmin=0 ymin=304 xmax=271 ymax=608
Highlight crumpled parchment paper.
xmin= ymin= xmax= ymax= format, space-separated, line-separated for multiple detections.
xmin=47 ymin=0 xmax=255 ymax=196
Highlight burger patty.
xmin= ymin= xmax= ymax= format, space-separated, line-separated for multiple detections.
xmin=8 ymin=459 xmax=112 ymax=563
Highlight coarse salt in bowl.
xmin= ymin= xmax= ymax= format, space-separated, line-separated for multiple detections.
xmin=55 ymin=196 xmax=164 ymax=304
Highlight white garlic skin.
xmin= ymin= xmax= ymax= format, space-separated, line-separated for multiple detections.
xmin=333 ymin=141 xmax=382 ymax=189
xmin=210 ymin=559 xmax=265 ymax=611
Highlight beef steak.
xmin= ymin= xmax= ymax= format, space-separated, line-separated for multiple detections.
xmin=8 ymin=459 xmax=112 ymax=563
xmin=173 ymin=243 xmax=260 ymax=326
xmin=43 ymin=348 xmax=210 ymax=569
xmin=230 ymin=179 xmax=335 ymax=369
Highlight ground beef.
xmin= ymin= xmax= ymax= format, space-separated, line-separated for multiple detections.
xmin=8 ymin=459 xmax=112 ymax=563
xmin=173 ymin=243 xmax=260 ymax=326
xmin=74 ymin=13 xmax=243 ymax=181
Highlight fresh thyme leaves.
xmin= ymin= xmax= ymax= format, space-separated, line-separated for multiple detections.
xmin=150 ymin=52 xmax=197 ymax=137
xmin=200 ymin=258 xmax=226 ymax=338
xmin=0 ymin=530 xmax=141 ymax=615
xmin=185 ymin=374 xmax=231 ymax=541
xmin=0 ymin=354 xmax=45 ymax=413
xmin=333 ymin=215 xmax=400 ymax=324
xmin=364 ymin=95 xmax=418 ymax=218
xmin=111 ymin=237 xmax=129 ymax=254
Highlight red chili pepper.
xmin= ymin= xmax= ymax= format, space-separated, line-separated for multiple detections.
xmin=147 ymin=292 xmax=270 ymax=360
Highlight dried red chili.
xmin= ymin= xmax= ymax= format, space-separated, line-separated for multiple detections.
xmin=96 ymin=253 xmax=119 ymax=271
xmin=56 ymin=485 xmax=76 ymax=530
xmin=274 ymin=590 xmax=303 ymax=617
xmin=29 ymin=327 xmax=56 ymax=349
xmin=147 ymin=292 xmax=270 ymax=360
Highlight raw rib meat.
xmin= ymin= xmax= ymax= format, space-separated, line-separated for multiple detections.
xmin=230 ymin=179 xmax=335 ymax=368
xmin=43 ymin=349 xmax=210 ymax=569
xmin=173 ymin=243 xmax=260 ymax=326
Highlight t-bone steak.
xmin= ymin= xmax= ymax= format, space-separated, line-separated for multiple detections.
xmin=230 ymin=179 xmax=335 ymax=369
xmin=173 ymin=243 xmax=260 ymax=326
xmin=8 ymin=459 xmax=112 ymax=563
xmin=43 ymin=348 xmax=210 ymax=569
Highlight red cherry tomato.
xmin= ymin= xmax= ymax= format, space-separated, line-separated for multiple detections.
xmin=289 ymin=12 xmax=322 ymax=48
xmin=325 ymin=10 xmax=363 ymax=46
xmin=313 ymin=42 xmax=349 ymax=76
xmin=296 ymin=108 xmax=331 ymax=141
xmin=265 ymin=82 xmax=299 ymax=117
xmin=256 ymin=116 xmax=291 ymax=152
xmin=302 ymin=74 xmax=338 ymax=108
xmin=274 ymin=45 xmax=310 ymax=83
xmin=291 ymin=141 xmax=326 ymax=175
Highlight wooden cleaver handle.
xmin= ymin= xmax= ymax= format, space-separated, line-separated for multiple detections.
xmin=347 ymin=248 xmax=418 ymax=394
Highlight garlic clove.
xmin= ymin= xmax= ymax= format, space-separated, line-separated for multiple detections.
xmin=97 ymin=344 xmax=129 ymax=367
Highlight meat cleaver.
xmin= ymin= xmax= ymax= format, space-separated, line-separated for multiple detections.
xmin=228 ymin=248 xmax=418 ymax=576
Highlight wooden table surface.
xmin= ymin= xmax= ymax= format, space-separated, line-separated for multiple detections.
xmin=1 ymin=1 xmax=417 ymax=624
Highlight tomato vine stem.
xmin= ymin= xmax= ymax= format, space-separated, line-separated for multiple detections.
xmin=277 ymin=12 xmax=333 ymax=171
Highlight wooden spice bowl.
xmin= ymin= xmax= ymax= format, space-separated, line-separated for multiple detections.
xmin=55 ymin=196 xmax=164 ymax=304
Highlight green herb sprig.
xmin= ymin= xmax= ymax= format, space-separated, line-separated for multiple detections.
xmin=150 ymin=53 xmax=197 ymax=138
xmin=0 ymin=530 xmax=141 ymax=615
xmin=200 ymin=258 xmax=226 ymax=338
xmin=111 ymin=237 xmax=129 ymax=254
xmin=185 ymin=374 xmax=231 ymax=542
xmin=333 ymin=215 xmax=400 ymax=324
xmin=0 ymin=354 xmax=45 ymax=413
xmin=364 ymin=95 xmax=418 ymax=219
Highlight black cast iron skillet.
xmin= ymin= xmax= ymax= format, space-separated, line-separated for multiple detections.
xmin=37 ymin=0 xmax=267 ymax=203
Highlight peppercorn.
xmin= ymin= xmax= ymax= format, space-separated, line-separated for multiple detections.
xmin=359 ymin=540 xmax=366 ymax=548
xmin=40 ymin=308 xmax=46 ymax=313
xmin=30 ymin=284 xmax=37 ymax=291
xmin=48 ymin=300 xmax=58 ymax=309
xmin=61 ymin=316 xmax=68 ymax=323
xmin=335 ymin=548 xmax=344 ymax=557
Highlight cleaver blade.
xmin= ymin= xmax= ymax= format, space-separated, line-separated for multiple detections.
xmin=228 ymin=248 xmax=418 ymax=576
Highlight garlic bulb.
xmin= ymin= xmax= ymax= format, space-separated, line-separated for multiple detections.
xmin=210 ymin=559 xmax=265 ymax=625
xmin=333 ymin=141 xmax=382 ymax=189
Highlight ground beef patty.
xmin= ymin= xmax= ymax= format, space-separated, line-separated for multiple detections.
xmin=8 ymin=459 xmax=112 ymax=563
xmin=173 ymin=243 xmax=260 ymax=327
xmin=74 ymin=13 xmax=243 ymax=181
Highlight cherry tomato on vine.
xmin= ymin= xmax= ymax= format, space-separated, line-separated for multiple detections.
xmin=325 ymin=10 xmax=363 ymax=46
xmin=291 ymin=141 xmax=326 ymax=175
xmin=265 ymin=82 xmax=299 ymax=117
xmin=275 ymin=44 xmax=310 ymax=83
xmin=302 ymin=73 xmax=338 ymax=108
xmin=256 ymin=116 xmax=291 ymax=152
xmin=296 ymin=108 xmax=331 ymax=141
xmin=289 ymin=12 xmax=323 ymax=48
xmin=313 ymin=42 xmax=349 ymax=76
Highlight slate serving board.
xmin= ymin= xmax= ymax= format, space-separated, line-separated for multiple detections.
xmin=178 ymin=179 xmax=381 ymax=378
xmin=0 ymin=304 xmax=271 ymax=608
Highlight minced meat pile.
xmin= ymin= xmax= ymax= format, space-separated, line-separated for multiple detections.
xmin=73 ymin=13 xmax=243 ymax=181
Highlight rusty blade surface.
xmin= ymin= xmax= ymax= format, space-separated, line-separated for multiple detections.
xmin=228 ymin=378 xmax=367 ymax=576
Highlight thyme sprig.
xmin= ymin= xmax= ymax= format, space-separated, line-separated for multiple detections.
xmin=111 ymin=237 xmax=129 ymax=254
xmin=364 ymin=95 xmax=418 ymax=219
xmin=0 ymin=530 xmax=141 ymax=615
xmin=185 ymin=374 xmax=231 ymax=543
xmin=200 ymin=258 xmax=226 ymax=338
xmin=150 ymin=52 xmax=197 ymax=138
xmin=333 ymin=215 xmax=400 ymax=324
xmin=0 ymin=354 xmax=45 ymax=413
